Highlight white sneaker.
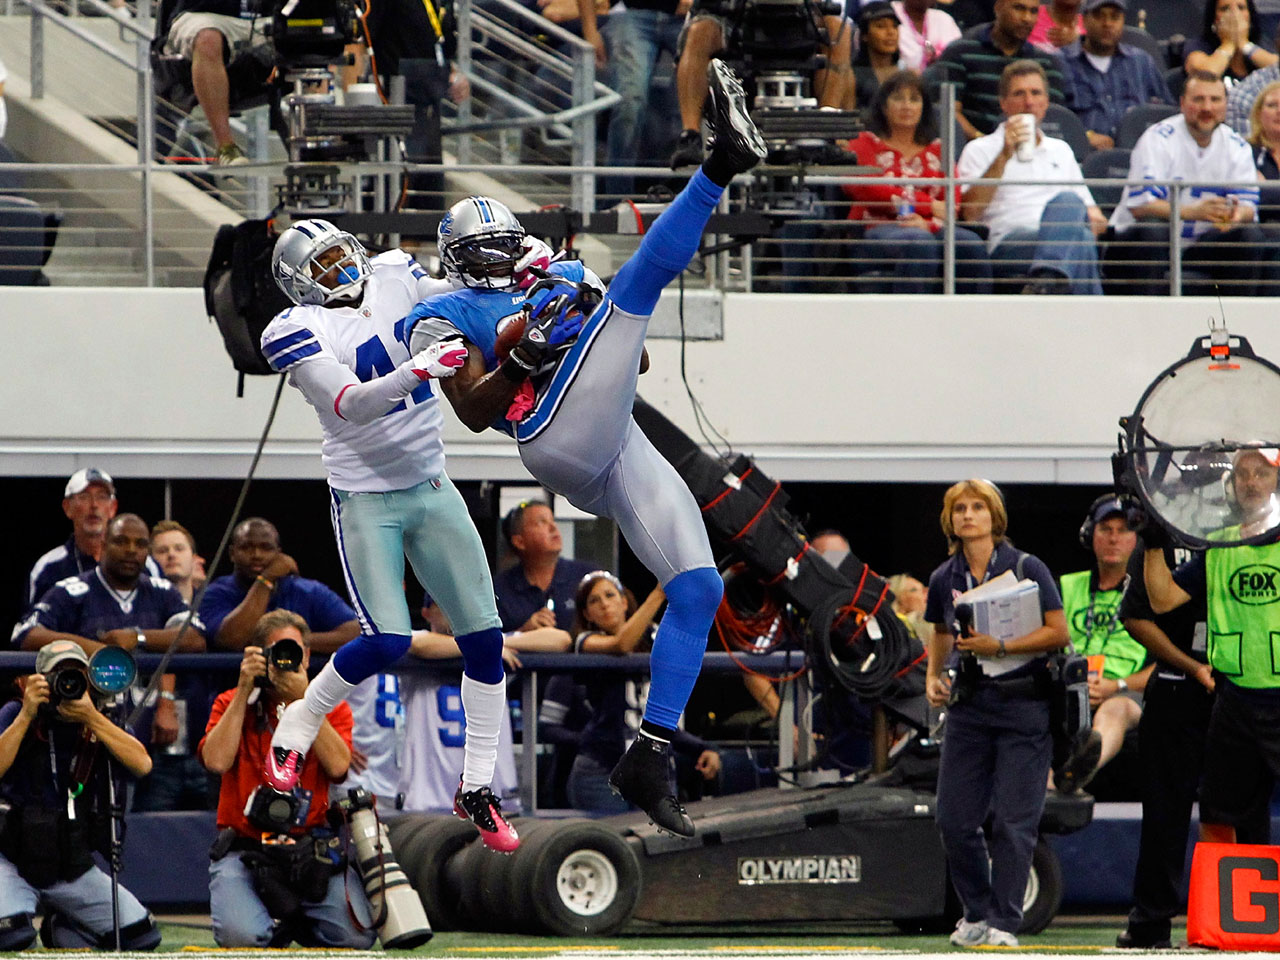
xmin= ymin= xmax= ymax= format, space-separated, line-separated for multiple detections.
xmin=984 ymin=927 xmax=1020 ymax=947
xmin=950 ymin=919 xmax=989 ymax=947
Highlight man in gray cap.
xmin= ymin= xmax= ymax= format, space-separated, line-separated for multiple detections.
xmin=0 ymin=640 xmax=161 ymax=950
xmin=25 ymin=469 xmax=118 ymax=613
xmin=1060 ymin=0 xmax=1173 ymax=150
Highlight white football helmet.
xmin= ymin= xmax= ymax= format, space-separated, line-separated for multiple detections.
xmin=272 ymin=219 xmax=373 ymax=306
xmin=437 ymin=196 xmax=526 ymax=290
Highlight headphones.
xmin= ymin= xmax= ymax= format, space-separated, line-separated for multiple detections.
xmin=1078 ymin=493 xmax=1139 ymax=549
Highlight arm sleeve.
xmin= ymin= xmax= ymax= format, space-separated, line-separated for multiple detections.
xmin=923 ymin=568 xmax=947 ymax=626
xmin=303 ymin=582 xmax=358 ymax=631
xmin=12 ymin=583 xmax=78 ymax=645
xmin=671 ymin=727 xmax=711 ymax=758
xmin=196 ymin=581 xmax=236 ymax=645
xmin=1229 ymin=140 xmax=1262 ymax=210
xmin=537 ymin=673 xmax=583 ymax=746
xmin=954 ymin=139 xmax=991 ymax=196
xmin=1172 ymin=552 xmax=1207 ymax=598
xmin=414 ymin=273 xmax=454 ymax=301
xmin=1118 ymin=547 xmax=1155 ymax=620
xmin=1023 ymin=555 xmax=1065 ymax=613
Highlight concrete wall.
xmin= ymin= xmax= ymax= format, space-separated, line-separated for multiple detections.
xmin=0 ymin=286 xmax=1268 ymax=483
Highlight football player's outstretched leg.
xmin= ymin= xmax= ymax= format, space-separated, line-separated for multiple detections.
xmin=408 ymin=60 xmax=765 ymax=836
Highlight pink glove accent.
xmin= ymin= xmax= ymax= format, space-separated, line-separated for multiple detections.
xmin=410 ymin=342 xmax=468 ymax=380
xmin=506 ymin=381 xmax=535 ymax=421
xmin=514 ymin=236 xmax=555 ymax=290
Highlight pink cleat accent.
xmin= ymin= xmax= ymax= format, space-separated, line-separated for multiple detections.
xmin=453 ymin=782 xmax=520 ymax=853
xmin=263 ymin=747 xmax=303 ymax=791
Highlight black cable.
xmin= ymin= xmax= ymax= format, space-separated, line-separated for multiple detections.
xmin=805 ymin=591 xmax=914 ymax=701
xmin=127 ymin=374 xmax=288 ymax=729
xmin=676 ymin=269 xmax=733 ymax=456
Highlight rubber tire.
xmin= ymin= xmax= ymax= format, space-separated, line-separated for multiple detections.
xmin=386 ymin=813 xmax=435 ymax=852
xmin=402 ymin=816 xmax=480 ymax=932
xmin=523 ymin=821 xmax=642 ymax=936
xmin=1018 ymin=838 xmax=1063 ymax=935
xmin=498 ymin=819 xmax=558 ymax=930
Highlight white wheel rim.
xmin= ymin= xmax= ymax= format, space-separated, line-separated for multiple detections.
xmin=555 ymin=848 xmax=619 ymax=917
xmin=1023 ymin=864 xmax=1040 ymax=913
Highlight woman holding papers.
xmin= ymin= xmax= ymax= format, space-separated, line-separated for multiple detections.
xmin=923 ymin=479 xmax=1069 ymax=948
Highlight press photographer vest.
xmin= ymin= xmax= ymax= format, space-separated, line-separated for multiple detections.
xmin=0 ymin=714 xmax=110 ymax=886
xmin=1206 ymin=535 xmax=1280 ymax=689
xmin=1059 ymin=570 xmax=1146 ymax=680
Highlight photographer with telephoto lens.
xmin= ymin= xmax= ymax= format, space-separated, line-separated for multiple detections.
xmin=0 ymin=641 xmax=160 ymax=951
xmin=199 ymin=610 xmax=373 ymax=948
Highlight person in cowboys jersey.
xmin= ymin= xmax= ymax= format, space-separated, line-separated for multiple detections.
xmin=257 ymin=222 xmax=552 ymax=853
xmin=13 ymin=514 xmax=207 ymax=658
xmin=403 ymin=61 xmax=765 ymax=836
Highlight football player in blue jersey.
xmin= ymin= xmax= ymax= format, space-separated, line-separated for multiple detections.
xmin=256 ymin=223 xmax=552 ymax=853
xmin=405 ymin=60 xmax=766 ymax=836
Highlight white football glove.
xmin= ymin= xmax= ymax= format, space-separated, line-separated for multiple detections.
xmin=408 ymin=340 xmax=468 ymax=380
xmin=514 ymin=236 xmax=556 ymax=290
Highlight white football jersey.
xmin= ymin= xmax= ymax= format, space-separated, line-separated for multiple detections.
xmin=398 ymin=672 xmax=518 ymax=812
xmin=260 ymin=250 xmax=454 ymax=493
xmin=333 ymin=673 xmax=404 ymax=802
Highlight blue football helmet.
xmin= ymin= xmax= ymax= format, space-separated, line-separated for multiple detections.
xmin=438 ymin=196 xmax=526 ymax=290
xmin=272 ymin=219 xmax=372 ymax=306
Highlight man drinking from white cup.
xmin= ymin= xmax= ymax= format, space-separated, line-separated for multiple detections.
xmin=957 ymin=59 xmax=1108 ymax=294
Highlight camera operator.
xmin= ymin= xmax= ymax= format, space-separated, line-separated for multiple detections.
xmin=670 ymin=1 xmax=854 ymax=168
xmin=0 ymin=641 xmax=160 ymax=951
xmin=199 ymin=610 xmax=373 ymax=949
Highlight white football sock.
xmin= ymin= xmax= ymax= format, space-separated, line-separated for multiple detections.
xmin=460 ymin=674 xmax=505 ymax=792
xmin=271 ymin=658 xmax=356 ymax=754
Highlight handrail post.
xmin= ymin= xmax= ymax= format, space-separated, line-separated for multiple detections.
xmin=30 ymin=8 xmax=45 ymax=99
xmin=942 ymin=82 xmax=957 ymax=296
xmin=1169 ymin=186 xmax=1181 ymax=296
xmin=456 ymin=0 xmax=474 ymax=167
xmin=570 ymin=42 xmax=595 ymax=213
xmin=136 ymin=3 xmax=156 ymax=285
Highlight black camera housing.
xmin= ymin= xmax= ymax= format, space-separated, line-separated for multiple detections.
xmin=256 ymin=637 xmax=304 ymax=689
xmin=47 ymin=666 xmax=89 ymax=708
xmin=245 ymin=784 xmax=310 ymax=833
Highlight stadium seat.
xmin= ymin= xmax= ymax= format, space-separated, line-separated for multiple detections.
xmin=0 ymin=195 xmax=62 ymax=286
xmin=1116 ymin=101 xmax=1178 ymax=149
xmin=1042 ymin=102 xmax=1092 ymax=161
xmin=1165 ymin=64 xmax=1185 ymax=100
xmin=1081 ymin=147 xmax=1133 ymax=216
xmin=1121 ymin=25 xmax=1164 ymax=65
xmin=1130 ymin=0 xmax=1201 ymax=44
xmin=0 ymin=143 xmax=20 ymax=194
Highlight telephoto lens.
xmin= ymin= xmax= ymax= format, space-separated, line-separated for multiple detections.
xmin=343 ymin=789 xmax=433 ymax=948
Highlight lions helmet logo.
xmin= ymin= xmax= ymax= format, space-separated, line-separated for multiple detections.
xmin=439 ymin=211 xmax=454 ymax=239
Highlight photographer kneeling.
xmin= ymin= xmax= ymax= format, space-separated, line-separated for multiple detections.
xmin=199 ymin=610 xmax=373 ymax=949
xmin=0 ymin=642 xmax=160 ymax=951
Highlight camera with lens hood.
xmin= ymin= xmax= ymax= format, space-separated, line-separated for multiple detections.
xmin=257 ymin=636 xmax=304 ymax=689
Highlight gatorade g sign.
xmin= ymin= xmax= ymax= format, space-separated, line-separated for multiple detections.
xmin=1188 ymin=843 xmax=1280 ymax=948
xmin=1228 ymin=565 xmax=1280 ymax=605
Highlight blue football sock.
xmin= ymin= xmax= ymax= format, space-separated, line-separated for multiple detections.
xmin=643 ymin=566 xmax=723 ymax=730
xmin=608 ymin=169 xmax=725 ymax=317
xmin=332 ymin=631 xmax=411 ymax=683
xmin=455 ymin=626 xmax=506 ymax=685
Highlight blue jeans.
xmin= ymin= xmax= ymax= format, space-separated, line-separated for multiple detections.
xmin=860 ymin=223 xmax=993 ymax=294
xmin=991 ymin=191 xmax=1102 ymax=294
xmin=0 ymin=853 xmax=157 ymax=949
xmin=935 ymin=684 xmax=1052 ymax=934
xmin=600 ymin=9 xmax=684 ymax=198
xmin=209 ymin=851 xmax=375 ymax=948
xmin=567 ymin=753 xmax=632 ymax=814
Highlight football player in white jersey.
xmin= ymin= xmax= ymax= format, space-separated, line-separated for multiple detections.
xmin=258 ymin=222 xmax=549 ymax=853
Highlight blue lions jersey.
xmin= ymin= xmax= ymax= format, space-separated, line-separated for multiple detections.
xmin=404 ymin=261 xmax=593 ymax=437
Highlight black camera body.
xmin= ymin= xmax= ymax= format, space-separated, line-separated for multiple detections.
xmin=46 ymin=666 xmax=89 ymax=708
xmin=256 ymin=636 xmax=304 ymax=689
xmin=245 ymin=784 xmax=312 ymax=833
xmin=268 ymin=0 xmax=358 ymax=70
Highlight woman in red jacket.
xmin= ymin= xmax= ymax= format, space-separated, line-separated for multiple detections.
xmin=843 ymin=70 xmax=990 ymax=292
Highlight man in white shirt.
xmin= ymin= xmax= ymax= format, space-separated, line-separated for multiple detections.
xmin=1108 ymin=70 xmax=1267 ymax=296
xmin=893 ymin=0 xmax=962 ymax=71
xmin=957 ymin=59 xmax=1107 ymax=293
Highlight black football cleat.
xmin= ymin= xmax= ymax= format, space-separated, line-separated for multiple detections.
xmin=609 ymin=734 xmax=695 ymax=837
xmin=669 ymin=129 xmax=705 ymax=170
xmin=704 ymin=59 xmax=766 ymax=176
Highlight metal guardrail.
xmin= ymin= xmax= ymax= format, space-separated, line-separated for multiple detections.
xmin=0 ymin=649 xmax=802 ymax=814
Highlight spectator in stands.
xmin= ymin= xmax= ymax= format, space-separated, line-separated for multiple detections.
xmin=925 ymin=479 xmax=1068 ymax=948
xmin=578 ymin=0 xmax=688 ymax=198
xmin=1029 ymin=0 xmax=1084 ymax=53
xmin=25 ymin=468 xmax=139 ymax=613
xmin=1054 ymin=496 xmax=1153 ymax=793
xmin=940 ymin=0 xmax=994 ymax=31
xmin=0 ymin=641 xmax=161 ymax=952
xmin=135 ymin=519 xmax=212 ymax=812
xmin=1249 ymin=79 xmax=1280 ymax=174
xmin=810 ymin=528 xmax=851 ymax=564
xmin=494 ymin=500 xmax=595 ymax=634
xmin=889 ymin=572 xmax=929 ymax=641
xmin=1063 ymin=0 xmax=1174 ymax=151
xmin=670 ymin=1 xmax=853 ymax=167
xmin=854 ymin=2 xmax=903 ymax=111
xmin=957 ymin=59 xmax=1106 ymax=293
xmin=14 ymin=514 xmax=206 ymax=657
xmin=162 ymin=0 xmax=271 ymax=166
xmin=198 ymin=517 xmax=360 ymax=652
xmin=200 ymin=611 xmax=373 ymax=948
xmin=541 ymin=571 xmax=719 ymax=812
xmin=150 ymin=520 xmax=206 ymax=605
xmin=1108 ymin=70 xmax=1267 ymax=295
xmin=925 ymin=0 xmax=1074 ymax=140
xmin=843 ymin=70 xmax=992 ymax=292
xmin=1185 ymin=0 xmax=1278 ymax=84
xmin=893 ymin=0 xmax=961 ymax=72
xmin=1225 ymin=23 xmax=1280 ymax=135
xmin=395 ymin=596 xmax=570 ymax=811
